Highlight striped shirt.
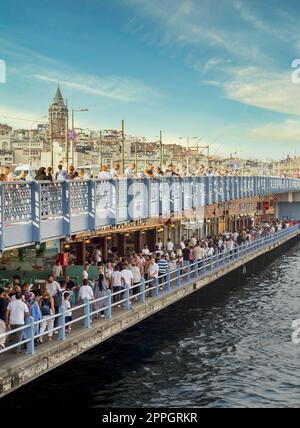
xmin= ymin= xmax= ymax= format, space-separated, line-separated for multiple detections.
xmin=157 ymin=259 xmax=169 ymax=274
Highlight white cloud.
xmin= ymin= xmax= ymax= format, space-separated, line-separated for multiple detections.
xmin=34 ymin=73 xmax=159 ymax=103
xmin=223 ymin=66 xmax=300 ymax=116
xmin=248 ymin=119 xmax=300 ymax=142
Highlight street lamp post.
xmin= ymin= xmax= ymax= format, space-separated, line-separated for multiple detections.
xmin=159 ymin=130 xmax=163 ymax=169
xmin=121 ymin=120 xmax=125 ymax=174
xmin=179 ymin=136 xmax=197 ymax=175
xmin=71 ymin=108 xmax=89 ymax=167
xmin=99 ymin=130 xmax=103 ymax=167
xmin=28 ymin=116 xmax=47 ymax=168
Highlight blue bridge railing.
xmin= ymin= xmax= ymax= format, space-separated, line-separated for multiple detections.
xmin=0 ymin=223 xmax=299 ymax=357
xmin=0 ymin=175 xmax=300 ymax=252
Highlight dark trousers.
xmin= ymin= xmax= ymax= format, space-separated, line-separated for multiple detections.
xmin=133 ymin=282 xmax=140 ymax=296
xmin=113 ymin=286 xmax=123 ymax=303
xmin=159 ymin=274 xmax=167 ymax=287
xmin=10 ymin=324 xmax=24 ymax=353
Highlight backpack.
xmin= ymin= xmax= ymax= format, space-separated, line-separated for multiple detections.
xmin=41 ymin=299 xmax=51 ymax=316
xmin=54 ymin=290 xmax=63 ymax=308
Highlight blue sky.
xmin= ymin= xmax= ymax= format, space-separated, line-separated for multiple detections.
xmin=1 ymin=0 xmax=300 ymax=159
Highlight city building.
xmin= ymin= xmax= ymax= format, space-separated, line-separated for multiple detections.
xmin=48 ymin=84 xmax=68 ymax=142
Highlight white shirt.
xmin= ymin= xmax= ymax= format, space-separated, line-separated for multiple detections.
xmin=148 ymin=263 xmax=159 ymax=278
xmin=110 ymin=168 xmax=119 ymax=178
xmin=97 ymin=171 xmax=112 ymax=180
xmin=79 ymin=285 xmax=94 ymax=301
xmin=53 ymin=264 xmax=63 ymax=277
xmin=62 ymin=299 xmax=72 ymax=317
xmin=166 ymin=241 xmax=174 ymax=252
xmin=156 ymin=241 xmax=163 ymax=250
xmin=190 ymin=238 xmax=197 ymax=247
xmin=180 ymin=241 xmax=186 ymax=250
xmin=112 ymin=271 xmax=123 ymax=287
xmin=46 ymin=281 xmax=61 ymax=297
xmin=125 ymin=167 xmax=135 ymax=178
xmin=83 ymin=270 xmax=89 ymax=280
xmin=131 ymin=266 xmax=142 ymax=283
xmin=121 ymin=269 xmax=134 ymax=286
xmin=7 ymin=300 xmax=28 ymax=325
xmin=206 ymin=247 xmax=214 ymax=257
xmin=94 ymin=250 xmax=102 ymax=263
xmin=142 ymin=248 xmax=151 ymax=256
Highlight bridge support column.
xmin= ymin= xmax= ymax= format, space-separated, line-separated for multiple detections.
xmin=139 ymin=278 xmax=146 ymax=304
xmin=176 ymin=265 xmax=181 ymax=287
xmin=58 ymin=306 xmax=66 ymax=341
xmin=124 ymin=284 xmax=132 ymax=311
xmin=104 ymin=289 xmax=112 ymax=319
xmin=84 ymin=298 xmax=91 ymax=329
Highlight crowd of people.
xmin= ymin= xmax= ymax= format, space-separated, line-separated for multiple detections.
xmin=0 ymin=162 xmax=288 ymax=183
xmin=0 ymin=218 xmax=294 ymax=354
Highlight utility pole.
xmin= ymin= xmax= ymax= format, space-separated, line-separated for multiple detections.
xmin=186 ymin=136 xmax=190 ymax=175
xmin=99 ymin=130 xmax=102 ymax=167
xmin=66 ymin=105 xmax=69 ymax=170
xmin=159 ymin=130 xmax=163 ymax=169
xmin=135 ymin=140 xmax=138 ymax=170
xmin=121 ymin=119 xmax=125 ymax=174
xmin=50 ymin=118 xmax=54 ymax=172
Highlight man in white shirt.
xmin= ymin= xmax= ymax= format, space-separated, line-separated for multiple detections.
xmin=166 ymin=239 xmax=174 ymax=253
xmin=6 ymin=292 xmax=29 ymax=353
xmin=180 ymin=239 xmax=186 ymax=250
xmin=189 ymin=235 xmax=197 ymax=247
xmin=124 ymin=163 xmax=136 ymax=178
xmin=130 ymin=261 xmax=142 ymax=299
xmin=111 ymin=266 xmax=123 ymax=304
xmin=147 ymin=257 xmax=159 ymax=297
xmin=142 ymin=245 xmax=151 ymax=256
xmin=92 ymin=246 xmax=102 ymax=264
xmin=155 ymin=238 xmax=163 ymax=251
xmin=121 ymin=264 xmax=134 ymax=299
xmin=52 ymin=260 xmax=63 ymax=279
xmin=110 ymin=163 xmax=121 ymax=179
xmin=46 ymin=275 xmax=61 ymax=297
xmin=79 ymin=279 xmax=94 ymax=301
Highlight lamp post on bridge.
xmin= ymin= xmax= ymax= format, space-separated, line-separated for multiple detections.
xmin=70 ymin=108 xmax=89 ymax=167
xmin=179 ymin=136 xmax=198 ymax=175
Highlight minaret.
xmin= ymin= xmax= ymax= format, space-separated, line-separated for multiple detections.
xmin=48 ymin=84 xmax=68 ymax=141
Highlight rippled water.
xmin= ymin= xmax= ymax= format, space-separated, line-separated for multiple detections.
xmin=2 ymin=242 xmax=300 ymax=408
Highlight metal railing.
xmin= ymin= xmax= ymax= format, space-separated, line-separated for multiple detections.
xmin=0 ymin=224 xmax=299 ymax=357
xmin=1 ymin=175 xmax=300 ymax=252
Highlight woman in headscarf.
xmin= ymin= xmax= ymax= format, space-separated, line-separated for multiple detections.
xmin=35 ymin=167 xmax=50 ymax=181
xmin=23 ymin=292 xmax=42 ymax=341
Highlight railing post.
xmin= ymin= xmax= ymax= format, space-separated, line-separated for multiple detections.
xmin=140 ymin=278 xmax=146 ymax=304
xmin=222 ymin=251 xmax=225 ymax=266
xmin=186 ymin=262 xmax=191 ymax=283
xmin=166 ymin=270 xmax=171 ymax=292
xmin=58 ymin=306 xmax=66 ymax=341
xmin=124 ymin=284 xmax=131 ymax=310
xmin=26 ymin=316 xmax=35 ymax=356
xmin=210 ymin=255 xmax=213 ymax=271
xmin=153 ymin=278 xmax=159 ymax=297
xmin=202 ymin=256 xmax=207 ymax=273
xmin=104 ymin=289 xmax=112 ymax=319
xmin=176 ymin=265 xmax=181 ymax=287
xmin=84 ymin=298 xmax=91 ymax=329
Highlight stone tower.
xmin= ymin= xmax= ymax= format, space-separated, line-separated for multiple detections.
xmin=48 ymin=84 xmax=68 ymax=141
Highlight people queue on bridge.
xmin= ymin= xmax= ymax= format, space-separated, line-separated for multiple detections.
xmin=0 ymin=219 xmax=293 ymax=353
xmin=0 ymin=163 xmax=272 ymax=183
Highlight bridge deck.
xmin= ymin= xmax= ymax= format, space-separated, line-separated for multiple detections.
xmin=1 ymin=226 xmax=299 ymax=398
